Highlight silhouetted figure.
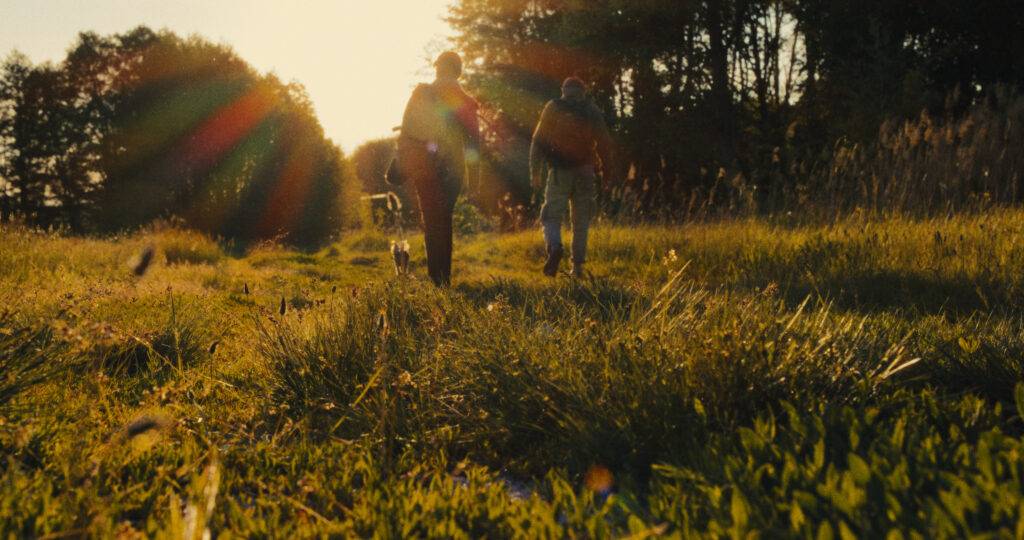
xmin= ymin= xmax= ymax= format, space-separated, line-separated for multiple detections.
xmin=397 ymin=51 xmax=481 ymax=287
xmin=530 ymin=77 xmax=613 ymax=278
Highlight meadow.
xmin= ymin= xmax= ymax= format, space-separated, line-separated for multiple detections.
xmin=3 ymin=212 xmax=1024 ymax=537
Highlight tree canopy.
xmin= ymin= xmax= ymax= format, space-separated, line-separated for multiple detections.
xmin=0 ymin=27 xmax=358 ymax=246
xmin=4 ymin=7 xmax=1024 ymax=233
xmin=447 ymin=0 xmax=1024 ymax=217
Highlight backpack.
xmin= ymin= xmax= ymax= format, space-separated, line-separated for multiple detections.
xmin=387 ymin=85 xmax=439 ymax=186
xmin=540 ymin=98 xmax=602 ymax=168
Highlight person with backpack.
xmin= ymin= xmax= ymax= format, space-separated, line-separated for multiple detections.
xmin=392 ymin=51 xmax=481 ymax=287
xmin=530 ymin=77 xmax=613 ymax=278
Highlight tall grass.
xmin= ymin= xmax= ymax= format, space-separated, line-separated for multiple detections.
xmin=89 ymin=296 xmax=210 ymax=380
xmin=0 ymin=311 xmax=64 ymax=413
xmin=258 ymin=275 xmax=919 ymax=478
xmin=605 ymin=90 xmax=1024 ymax=222
xmin=5 ymin=214 xmax=1024 ymax=535
xmin=157 ymin=229 xmax=223 ymax=266
xmin=808 ymin=88 xmax=1024 ymax=216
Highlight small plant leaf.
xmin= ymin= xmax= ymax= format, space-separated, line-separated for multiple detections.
xmin=958 ymin=336 xmax=980 ymax=354
xmin=1015 ymin=382 xmax=1024 ymax=421
xmin=731 ymin=489 xmax=749 ymax=528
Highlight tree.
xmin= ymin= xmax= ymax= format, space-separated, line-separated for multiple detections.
xmin=0 ymin=52 xmax=32 ymax=221
xmin=447 ymin=0 xmax=1024 ymax=218
xmin=0 ymin=28 xmax=359 ymax=245
xmin=0 ymin=56 xmax=63 ymax=224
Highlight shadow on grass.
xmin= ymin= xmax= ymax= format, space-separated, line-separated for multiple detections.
xmin=454 ymin=276 xmax=637 ymax=322
xmin=768 ymin=270 xmax=1014 ymax=317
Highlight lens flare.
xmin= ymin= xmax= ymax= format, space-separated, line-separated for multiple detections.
xmin=584 ymin=465 xmax=614 ymax=495
xmin=181 ymin=85 xmax=276 ymax=171
xmin=256 ymin=136 xmax=317 ymax=236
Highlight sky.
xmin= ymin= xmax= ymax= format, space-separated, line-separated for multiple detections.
xmin=0 ymin=0 xmax=454 ymax=153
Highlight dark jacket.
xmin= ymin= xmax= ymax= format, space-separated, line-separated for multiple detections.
xmin=399 ymin=79 xmax=481 ymax=187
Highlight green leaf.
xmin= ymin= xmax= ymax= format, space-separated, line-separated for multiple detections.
xmin=811 ymin=439 xmax=825 ymax=472
xmin=789 ymin=503 xmax=806 ymax=532
xmin=1015 ymin=382 xmax=1024 ymax=421
xmin=848 ymin=453 xmax=870 ymax=484
xmin=885 ymin=530 xmax=905 ymax=540
xmin=738 ymin=427 xmax=763 ymax=452
xmin=816 ymin=522 xmax=835 ymax=540
xmin=838 ymin=521 xmax=857 ymax=540
xmin=958 ymin=336 xmax=980 ymax=354
xmin=694 ymin=397 xmax=706 ymax=419
xmin=731 ymin=489 xmax=750 ymax=529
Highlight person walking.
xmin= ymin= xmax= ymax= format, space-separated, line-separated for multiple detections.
xmin=530 ymin=77 xmax=613 ymax=278
xmin=395 ymin=51 xmax=481 ymax=287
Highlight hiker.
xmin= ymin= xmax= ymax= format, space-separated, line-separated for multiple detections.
xmin=530 ymin=77 xmax=613 ymax=278
xmin=394 ymin=51 xmax=481 ymax=287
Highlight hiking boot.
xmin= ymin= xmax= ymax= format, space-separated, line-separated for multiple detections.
xmin=543 ymin=245 xmax=563 ymax=277
xmin=570 ymin=262 xmax=586 ymax=279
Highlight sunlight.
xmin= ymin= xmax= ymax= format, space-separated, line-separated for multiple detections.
xmin=4 ymin=1 xmax=1024 ymax=535
xmin=0 ymin=0 xmax=453 ymax=152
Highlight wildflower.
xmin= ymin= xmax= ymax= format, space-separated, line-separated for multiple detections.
xmin=662 ymin=248 xmax=678 ymax=266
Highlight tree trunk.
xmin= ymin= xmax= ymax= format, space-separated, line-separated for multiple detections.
xmin=707 ymin=0 xmax=734 ymax=164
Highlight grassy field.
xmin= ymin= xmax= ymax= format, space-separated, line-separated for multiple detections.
xmin=4 ymin=212 xmax=1024 ymax=537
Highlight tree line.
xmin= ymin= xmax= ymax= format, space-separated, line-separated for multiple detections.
xmin=5 ymin=4 xmax=1024 ymax=241
xmin=441 ymin=0 xmax=1024 ymax=221
xmin=0 ymin=27 xmax=358 ymax=246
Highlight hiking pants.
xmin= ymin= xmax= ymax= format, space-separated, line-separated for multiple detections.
xmin=400 ymin=141 xmax=461 ymax=287
xmin=539 ymin=165 xmax=597 ymax=264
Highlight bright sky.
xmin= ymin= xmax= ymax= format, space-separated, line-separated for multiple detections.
xmin=0 ymin=0 xmax=454 ymax=153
